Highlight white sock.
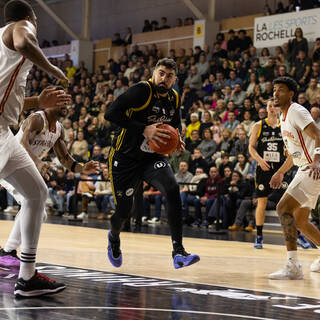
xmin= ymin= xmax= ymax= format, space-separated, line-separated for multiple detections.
xmin=287 ymin=250 xmax=298 ymax=263
xmin=19 ymin=250 xmax=36 ymax=280
xmin=4 ymin=211 xmax=21 ymax=252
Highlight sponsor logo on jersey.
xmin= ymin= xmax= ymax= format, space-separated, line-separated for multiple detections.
xmin=154 ymin=161 xmax=167 ymax=169
xmin=125 ymin=188 xmax=134 ymax=196
xmin=258 ymin=184 xmax=265 ymax=191
xmin=282 ymin=130 xmax=295 ymax=140
xmin=147 ymin=115 xmax=172 ymax=123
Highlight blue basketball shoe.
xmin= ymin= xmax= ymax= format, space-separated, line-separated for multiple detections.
xmin=297 ymin=234 xmax=312 ymax=249
xmin=172 ymin=246 xmax=200 ymax=269
xmin=107 ymin=231 xmax=122 ymax=267
xmin=254 ymin=236 xmax=263 ymax=249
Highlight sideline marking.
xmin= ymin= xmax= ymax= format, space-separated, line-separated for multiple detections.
xmin=0 ymin=306 xmax=278 ymax=319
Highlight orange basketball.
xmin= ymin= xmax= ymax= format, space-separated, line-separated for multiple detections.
xmin=148 ymin=124 xmax=179 ymax=155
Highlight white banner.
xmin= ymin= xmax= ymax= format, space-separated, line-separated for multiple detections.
xmin=254 ymin=8 xmax=320 ymax=48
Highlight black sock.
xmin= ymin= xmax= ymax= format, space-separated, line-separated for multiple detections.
xmin=257 ymin=225 xmax=263 ymax=237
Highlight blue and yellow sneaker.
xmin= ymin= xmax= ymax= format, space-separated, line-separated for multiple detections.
xmin=254 ymin=236 xmax=263 ymax=249
xmin=297 ymin=234 xmax=312 ymax=249
xmin=172 ymin=247 xmax=200 ymax=269
xmin=107 ymin=231 xmax=122 ymax=267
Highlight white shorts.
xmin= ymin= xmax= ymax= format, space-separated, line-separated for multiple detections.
xmin=0 ymin=123 xmax=34 ymax=180
xmin=286 ymin=166 xmax=320 ymax=209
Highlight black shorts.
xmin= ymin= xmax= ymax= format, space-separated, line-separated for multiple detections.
xmin=255 ymin=165 xmax=279 ymax=198
xmin=108 ymin=148 xmax=173 ymax=204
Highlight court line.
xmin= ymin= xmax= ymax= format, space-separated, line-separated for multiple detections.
xmin=40 ymin=262 xmax=318 ymax=301
xmin=0 ymin=306 xmax=278 ymax=319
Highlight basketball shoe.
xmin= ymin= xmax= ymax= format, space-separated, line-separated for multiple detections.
xmin=0 ymin=248 xmax=20 ymax=267
xmin=268 ymin=260 xmax=303 ymax=280
xmin=172 ymin=246 xmax=200 ymax=269
xmin=297 ymin=234 xmax=311 ymax=249
xmin=254 ymin=236 xmax=263 ymax=249
xmin=310 ymin=257 xmax=320 ymax=272
xmin=14 ymin=270 xmax=66 ymax=298
xmin=107 ymin=231 xmax=122 ymax=267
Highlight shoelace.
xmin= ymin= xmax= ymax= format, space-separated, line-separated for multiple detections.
xmin=37 ymin=273 xmax=56 ymax=283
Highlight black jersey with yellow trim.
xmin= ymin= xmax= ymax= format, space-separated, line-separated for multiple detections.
xmin=105 ymin=79 xmax=181 ymax=159
xmin=256 ymin=118 xmax=285 ymax=165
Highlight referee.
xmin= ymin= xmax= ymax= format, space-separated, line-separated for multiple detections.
xmin=104 ymin=58 xmax=200 ymax=269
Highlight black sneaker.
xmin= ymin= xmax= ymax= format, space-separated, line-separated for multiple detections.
xmin=107 ymin=231 xmax=122 ymax=267
xmin=14 ymin=270 xmax=66 ymax=298
xmin=172 ymin=246 xmax=200 ymax=269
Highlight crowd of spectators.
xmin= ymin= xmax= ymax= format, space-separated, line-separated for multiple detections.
xmin=1 ymin=22 xmax=320 ymax=229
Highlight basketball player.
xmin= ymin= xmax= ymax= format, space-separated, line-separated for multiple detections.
xmin=249 ymin=99 xmax=285 ymax=249
xmin=0 ymin=0 xmax=72 ymax=297
xmin=269 ymin=76 xmax=320 ymax=279
xmin=0 ymin=94 xmax=100 ymax=269
xmin=105 ymin=58 xmax=200 ymax=269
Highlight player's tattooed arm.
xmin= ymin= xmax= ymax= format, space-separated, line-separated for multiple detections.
xmin=279 ymin=213 xmax=298 ymax=250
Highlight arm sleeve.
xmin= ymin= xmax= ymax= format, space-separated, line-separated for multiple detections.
xmin=104 ymin=82 xmax=151 ymax=134
xmin=290 ymin=104 xmax=314 ymax=131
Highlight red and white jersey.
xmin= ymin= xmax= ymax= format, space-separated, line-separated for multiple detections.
xmin=16 ymin=111 xmax=62 ymax=159
xmin=0 ymin=24 xmax=33 ymax=125
xmin=280 ymin=102 xmax=315 ymax=167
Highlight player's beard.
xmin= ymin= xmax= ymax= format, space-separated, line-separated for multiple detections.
xmin=156 ymin=82 xmax=170 ymax=94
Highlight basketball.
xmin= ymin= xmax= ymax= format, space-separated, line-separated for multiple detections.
xmin=148 ymin=124 xmax=179 ymax=155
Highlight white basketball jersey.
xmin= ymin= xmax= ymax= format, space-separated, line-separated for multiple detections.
xmin=0 ymin=24 xmax=33 ymax=125
xmin=280 ymin=102 xmax=315 ymax=167
xmin=16 ymin=111 xmax=62 ymax=159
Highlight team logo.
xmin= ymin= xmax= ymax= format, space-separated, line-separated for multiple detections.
xmin=258 ymin=184 xmax=265 ymax=191
xmin=154 ymin=161 xmax=167 ymax=169
xmin=125 ymin=188 xmax=134 ymax=196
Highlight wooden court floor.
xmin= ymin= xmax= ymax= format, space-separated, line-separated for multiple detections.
xmin=1 ymin=220 xmax=320 ymax=300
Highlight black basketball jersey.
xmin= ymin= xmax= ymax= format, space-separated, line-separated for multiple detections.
xmin=256 ymin=119 xmax=285 ymax=168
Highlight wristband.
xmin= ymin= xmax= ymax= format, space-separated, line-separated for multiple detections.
xmin=71 ymin=161 xmax=78 ymax=172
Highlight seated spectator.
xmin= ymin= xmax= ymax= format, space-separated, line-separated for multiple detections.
xmin=262 ymin=57 xmax=276 ymax=82
xmin=184 ymin=66 xmax=203 ymax=92
xmin=142 ymin=20 xmax=152 ymax=32
xmin=94 ymin=168 xmax=115 ymax=220
xmin=185 ymin=129 xmax=202 ymax=154
xmin=199 ymin=111 xmax=213 ymax=137
xmin=159 ymin=16 xmax=170 ymax=29
xmin=311 ymin=93 xmax=320 ymax=109
xmin=249 ymin=84 xmax=264 ymax=106
xmin=196 ymin=53 xmax=210 ymax=77
xmin=241 ymin=110 xmax=255 ymax=135
xmin=202 ymin=74 xmax=215 ymax=97
xmin=246 ymin=73 xmax=257 ymax=96
xmin=215 ymin=128 xmax=234 ymax=159
xmin=290 ymin=50 xmax=311 ymax=87
xmin=181 ymin=167 xmax=208 ymax=224
xmin=198 ymin=128 xmax=217 ymax=162
xmin=238 ymin=29 xmax=252 ymax=52
xmin=189 ymin=148 xmax=209 ymax=175
xmin=230 ymin=83 xmax=246 ymax=107
xmin=71 ymin=131 xmax=89 ymax=162
xmin=261 ymin=81 xmax=273 ymax=103
xmin=223 ymin=111 xmax=240 ymax=132
xmin=90 ymin=145 xmax=105 ymax=163
xmin=194 ymin=166 xmax=224 ymax=227
xmin=210 ymin=116 xmax=223 ymax=146
xmin=213 ymin=72 xmax=226 ymax=91
xmin=186 ymin=113 xmax=200 ymax=139
xmin=259 ymin=48 xmax=270 ymax=67
xmin=48 ymin=167 xmax=68 ymax=216
xmin=218 ymin=153 xmax=234 ymax=177
xmin=311 ymin=38 xmax=320 ymax=63
xmin=234 ymin=153 xmax=250 ymax=177
xmin=306 ymin=78 xmax=320 ymax=105
xmin=216 ymin=32 xmax=227 ymax=50
xmin=212 ymin=41 xmax=227 ymax=60
xmin=142 ymin=184 xmax=165 ymax=224
xmin=225 ymin=70 xmax=242 ymax=88
xmin=169 ymin=149 xmax=191 ymax=173
xmin=222 ymin=101 xmax=239 ymax=123
xmin=227 ymin=29 xmax=240 ymax=53
xmin=297 ymin=92 xmax=311 ymax=111
xmin=310 ymin=61 xmax=320 ymax=81
xmin=77 ymin=173 xmax=96 ymax=219
xmin=311 ymin=107 xmax=320 ymax=125
xmin=258 ymin=106 xmax=267 ymax=120
xmin=214 ymin=99 xmax=227 ymax=121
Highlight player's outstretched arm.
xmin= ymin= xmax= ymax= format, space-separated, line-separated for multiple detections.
xmin=248 ymin=121 xmax=270 ymax=171
xmin=53 ymin=128 xmax=100 ymax=175
xmin=23 ymin=87 xmax=72 ymax=111
xmin=12 ymin=20 xmax=68 ymax=83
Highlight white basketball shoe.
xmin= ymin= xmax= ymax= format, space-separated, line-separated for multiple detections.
xmin=310 ymin=257 xmax=320 ymax=272
xmin=269 ymin=260 xmax=304 ymax=280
